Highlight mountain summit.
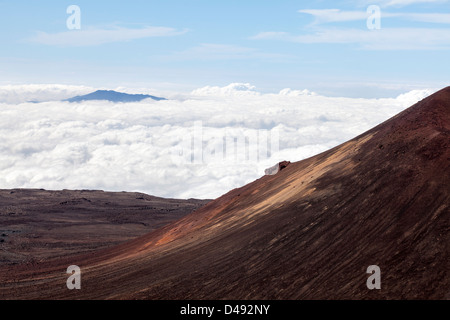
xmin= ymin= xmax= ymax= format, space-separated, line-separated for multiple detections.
xmin=65 ymin=90 xmax=166 ymax=103
xmin=1 ymin=87 xmax=449 ymax=300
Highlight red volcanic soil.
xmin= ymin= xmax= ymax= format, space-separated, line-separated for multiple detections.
xmin=0 ymin=87 xmax=449 ymax=300
xmin=0 ymin=189 xmax=209 ymax=264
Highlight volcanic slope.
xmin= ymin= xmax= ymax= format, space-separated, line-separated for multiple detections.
xmin=1 ymin=87 xmax=449 ymax=300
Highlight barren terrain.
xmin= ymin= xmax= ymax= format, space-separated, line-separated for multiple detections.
xmin=0 ymin=189 xmax=209 ymax=264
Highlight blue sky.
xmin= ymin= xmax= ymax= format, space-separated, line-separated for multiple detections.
xmin=0 ymin=0 xmax=449 ymax=97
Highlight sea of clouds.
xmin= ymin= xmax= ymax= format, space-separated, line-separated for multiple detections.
xmin=0 ymin=83 xmax=435 ymax=199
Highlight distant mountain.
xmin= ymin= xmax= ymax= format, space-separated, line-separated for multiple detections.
xmin=65 ymin=90 xmax=166 ymax=103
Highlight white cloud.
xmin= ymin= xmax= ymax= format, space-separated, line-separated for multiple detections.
xmin=29 ymin=26 xmax=187 ymax=47
xmin=395 ymin=88 xmax=436 ymax=104
xmin=299 ymin=9 xmax=372 ymax=24
xmin=0 ymin=84 xmax=94 ymax=104
xmin=191 ymin=83 xmax=258 ymax=96
xmin=279 ymin=88 xmax=317 ymax=96
xmin=171 ymin=44 xmax=257 ymax=60
xmin=403 ymin=13 xmax=450 ymax=24
xmin=298 ymin=8 xmax=450 ymax=25
xmin=0 ymin=83 xmax=436 ymax=199
xmin=162 ymin=43 xmax=293 ymax=62
xmin=255 ymin=6 xmax=450 ymax=50
xmin=253 ymin=27 xmax=450 ymax=50
xmin=369 ymin=0 xmax=449 ymax=7
xmin=251 ymin=32 xmax=289 ymax=40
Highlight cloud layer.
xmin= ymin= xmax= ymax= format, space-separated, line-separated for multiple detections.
xmin=0 ymin=84 xmax=435 ymax=199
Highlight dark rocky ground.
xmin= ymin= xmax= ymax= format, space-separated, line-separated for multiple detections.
xmin=0 ymin=189 xmax=209 ymax=265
